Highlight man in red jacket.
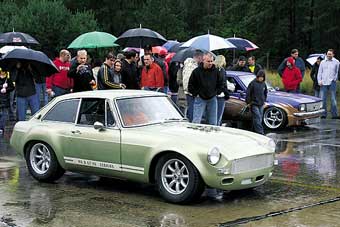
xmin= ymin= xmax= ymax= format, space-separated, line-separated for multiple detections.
xmin=141 ymin=53 xmax=164 ymax=92
xmin=281 ymin=57 xmax=302 ymax=93
xmin=46 ymin=49 xmax=73 ymax=97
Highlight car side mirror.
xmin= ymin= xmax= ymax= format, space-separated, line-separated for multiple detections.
xmin=94 ymin=121 xmax=105 ymax=131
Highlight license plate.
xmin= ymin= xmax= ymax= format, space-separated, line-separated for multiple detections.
xmin=305 ymin=117 xmax=321 ymax=125
xmin=241 ymin=178 xmax=252 ymax=185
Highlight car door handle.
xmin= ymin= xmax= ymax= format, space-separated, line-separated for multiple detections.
xmin=71 ymin=130 xmax=82 ymax=134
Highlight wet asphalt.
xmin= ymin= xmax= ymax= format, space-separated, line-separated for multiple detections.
xmin=0 ymin=120 xmax=340 ymax=227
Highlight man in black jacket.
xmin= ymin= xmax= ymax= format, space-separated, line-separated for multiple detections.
xmin=67 ymin=50 xmax=95 ymax=92
xmin=121 ymin=51 xmax=139 ymax=89
xmin=13 ymin=62 xmax=40 ymax=121
xmin=188 ymin=53 xmax=223 ymax=125
xmin=246 ymin=70 xmax=268 ymax=134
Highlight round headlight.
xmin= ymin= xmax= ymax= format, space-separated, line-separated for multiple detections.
xmin=207 ymin=147 xmax=221 ymax=165
xmin=299 ymin=104 xmax=306 ymax=112
xmin=266 ymin=139 xmax=276 ymax=152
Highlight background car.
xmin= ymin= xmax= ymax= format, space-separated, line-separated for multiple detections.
xmin=10 ymin=90 xmax=276 ymax=204
xmin=223 ymin=71 xmax=324 ymax=130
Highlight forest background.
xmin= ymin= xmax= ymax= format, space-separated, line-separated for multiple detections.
xmin=0 ymin=0 xmax=338 ymax=70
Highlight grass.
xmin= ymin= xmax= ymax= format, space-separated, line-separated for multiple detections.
xmin=265 ymin=69 xmax=340 ymax=115
xmin=265 ymin=69 xmax=314 ymax=94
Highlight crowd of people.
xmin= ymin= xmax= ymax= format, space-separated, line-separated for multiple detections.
xmin=0 ymin=45 xmax=338 ymax=136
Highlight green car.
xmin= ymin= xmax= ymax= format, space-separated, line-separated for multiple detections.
xmin=10 ymin=90 xmax=276 ymax=204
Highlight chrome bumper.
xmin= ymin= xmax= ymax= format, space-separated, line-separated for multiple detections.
xmin=293 ymin=109 xmax=325 ymax=117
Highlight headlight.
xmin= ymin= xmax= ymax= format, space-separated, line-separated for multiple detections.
xmin=299 ymin=104 xmax=306 ymax=112
xmin=207 ymin=147 xmax=221 ymax=165
xmin=265 ymin=139 xmax=276 ymax=152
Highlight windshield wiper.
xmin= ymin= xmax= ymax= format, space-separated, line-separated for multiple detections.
xmin=162 ymin=118 xmax=188 ymax=122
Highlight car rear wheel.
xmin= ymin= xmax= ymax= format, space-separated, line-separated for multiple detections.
xmin=155 ymin=153 xmax=205 ymax=204
xmin=263 ymin=107 xmax=287 ymax=130
xmin=25 ymin=142 xmax=65 ymax=183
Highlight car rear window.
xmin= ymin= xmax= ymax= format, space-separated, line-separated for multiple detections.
xmin=43 ymin=99 xmax=80 ymax=123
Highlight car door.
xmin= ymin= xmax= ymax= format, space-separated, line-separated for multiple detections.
xmin=224 ymin=76 xmax=250 ymax=120
xmin=63 ymin=98 xmax=122 ymax=176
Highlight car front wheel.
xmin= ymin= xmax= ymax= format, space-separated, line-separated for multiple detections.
xmin=263 ymin=107 xmax=287 ymax=130
xmin=25 ymin=142 xmax=65 ymax=183
xmin=155 ymin=153 xmax=205 ymax=204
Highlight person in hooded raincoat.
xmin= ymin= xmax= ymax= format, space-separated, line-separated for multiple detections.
xmin=281 ymin=57 xmax=302 ymax=93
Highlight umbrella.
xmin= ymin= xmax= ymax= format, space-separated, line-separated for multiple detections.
xmin=181 ymin=34 xmax=236 ymax=52
xmin=152 ymin=46 xmax=167 ymax=54
xmin=0 ymin=49 xmax=58 ymax=77
xmin=168 ymin=42 xmax=184 ymax=53
xmin=165 ymin=52 xmax=176 ymax=64
xmin=225 ymin=37 xmax=259 ymax=51
xmin=170 ymin=47 xmax=215 ymax=63
xmin=122 ymin=47 xmax=141 ymax=53
xmin=68 ymin=31 xmax=119 ymax=49
xmin=162 ymin=40 xmax=179 ymax=50
xmin=306 ymin=53 xmax=325 ymax=65
xmin=114 ymin=25 xmax=167 ymax=48
xmin=0 ymin=32 xmax=39 ymax=45
xmin=0 ymin=45 xmax=27 ymax=54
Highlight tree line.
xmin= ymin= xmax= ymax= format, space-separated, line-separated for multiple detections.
xmin=0 ymin=0 xmax=339 ymax=68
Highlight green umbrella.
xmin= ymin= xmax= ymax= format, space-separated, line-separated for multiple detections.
xmin=68 ymin=31 xmax=119 ymax=49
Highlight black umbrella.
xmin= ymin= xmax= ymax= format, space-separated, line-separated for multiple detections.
xmin=115 ymin=26 xmax=167 ymax=48
xmin=170 ymin=47 xmax=215 ymax=63
xmin=0 ymin=49 xmax=58 ymax=77
xmin=0 ymin=32 xmax=39 ymax=46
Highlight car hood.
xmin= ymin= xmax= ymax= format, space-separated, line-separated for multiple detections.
xmin=267 ymin=91 xmax=321 ymax=107
xmin=139 ymin=122 xmax=274 ymax=160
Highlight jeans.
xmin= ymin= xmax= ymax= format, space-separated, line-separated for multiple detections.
xmin=17 ymin=95 xmax=40 ymax=121
xmin=192 ymin=96 xmax=217 ymax=125
xmin=320 ymin=81 xmax=338 ymax=118
xmin=35 ymin=83 xmax=48 ymax=108
xmin=0 ymin=108 xmax=8 ymax=130
xmin=9 ymin=90 xmax=16 ymax=120
xmin=251 ymin=105 xmax=264 ymax=135
xmin=217 ymin=97 xmax=226 ymax=126
xmin=53 ymin=85 xmax=71 ymax=97
xmin=186 ymin=94 xmax=194 ymax=122
xmin=314 ymin=89 xmax=320 ymax=98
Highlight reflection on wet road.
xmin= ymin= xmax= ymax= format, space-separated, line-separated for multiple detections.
xmin=1 ymin=120 xmax=340 ymax=227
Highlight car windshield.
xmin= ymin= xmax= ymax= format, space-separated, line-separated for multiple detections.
xmin=239 ymin=75 xmax=275 ymax=91
xmin=116 ymin=96 xmax=184 ymax=127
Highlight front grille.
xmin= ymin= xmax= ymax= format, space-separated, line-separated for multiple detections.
xmin=306 ymin=101 xmax=322 ymax=112
xmin=231 ymin=154 xmax=273 ymax=174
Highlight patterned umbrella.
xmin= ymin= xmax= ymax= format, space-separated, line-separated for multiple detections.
xmin=0 ymin=32 xmax=39 ymax=45
xmin=225 ymin=37 xmax=259 ymax=51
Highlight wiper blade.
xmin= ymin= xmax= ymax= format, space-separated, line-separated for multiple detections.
xmin=163 ymin=118 xmax=187 ymax=122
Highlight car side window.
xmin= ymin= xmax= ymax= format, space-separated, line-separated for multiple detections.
xmin=227 ymin=77 xmax=243 ymax=92
xmin=78 ymin=98 xmax=106 ymax=126
xmin=43 ymin=99 xmax=80 ymax=123
xmin=106 ymin=101 xmax=115 ymax=127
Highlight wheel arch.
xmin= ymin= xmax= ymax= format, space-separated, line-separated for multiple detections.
xmin=23 ymin=140 xmax=66 ymax=169
xmin=148 ymin=150 xmax=203 ymax=184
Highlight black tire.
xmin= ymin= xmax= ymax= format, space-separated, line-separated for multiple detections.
xmin=155 ymin=153 xmax=205 ymax=204
xmin=263 ymin=107 xmax=287 ymax=130
xmin=25 ymin=142 xmax=65 ymax=183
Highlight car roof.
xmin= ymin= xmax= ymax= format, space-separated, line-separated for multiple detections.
xmin=226 ymin=70 xmax=255 ymax=77
xmin=52 ymin=89 xmax=166 ymax=102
